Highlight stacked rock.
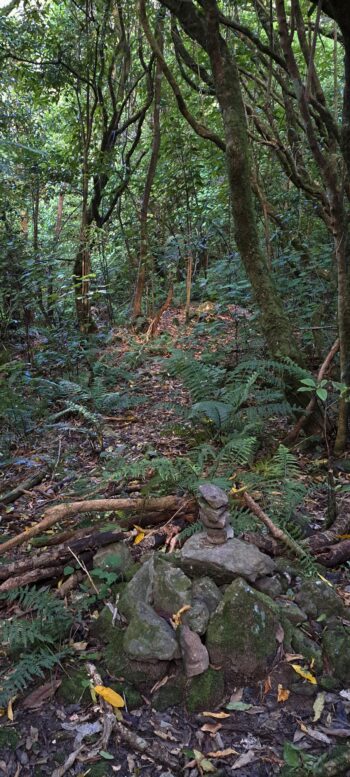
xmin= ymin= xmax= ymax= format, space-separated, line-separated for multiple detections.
xmin=198 ymin=483 xmax=233 ymax=545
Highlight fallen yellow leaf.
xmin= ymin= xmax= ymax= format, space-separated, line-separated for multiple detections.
xmin=7 ymin=698 xmax=14 ymax=721
xmin=317 ymin=573 xmax=333 ymax=588
xmin=171 ymin=604 xmax=191 ymax=628
xmin=94 ymin=685 xmax=125 ymax=708
xmin=291 ymin=664 xmax=317 ymax=685
xmin=134 ymin=531 xmax=145 ymax=545
xmin=277 ymin=684 xmax=290 ymax=703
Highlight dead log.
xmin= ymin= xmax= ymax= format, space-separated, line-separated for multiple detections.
xmin=0 ymin=529 xmax=127 ymax=580
xmin=0 ymin=565 xmax=65 ymax=592
xmin=304 ymin=511 xmax=350 ymax=553
xmin=0 ymin=467 xmax=48 ymax=506
xmin=0 ymin=495 xmax=195 ymax=555
xmin=313 ymin=539 xmax=350 ymax=567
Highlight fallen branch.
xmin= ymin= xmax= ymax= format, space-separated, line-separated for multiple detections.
xmin=284 ymin=338 xmax=339 ymax=444
xmin=242 ymin=492 xmax=312 ymax=563
xmin=0 ymin=467 xmax=48 ymax=506
xmin=0 ymin=495 xmax=194 ymax=556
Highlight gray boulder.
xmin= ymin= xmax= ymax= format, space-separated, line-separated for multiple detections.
xmin=153 ymin=558 xmax=192 ymax=616
xmin=93 ymin=542 xmax=133 ymax=575
xmin=123 ymin=602 xmax=180 ymax=661
xmin=180 ymin=533 xmax=275 ymax=584
xmin=295 ymin=579 xmax=346 ymax=620
xmin=118 ymin=557 xmax=154 ymax=620
xmin=191 ymin=576 xmax=222 ymax=613
xmin=206 ymin=577 xmax=280 ymax=681
xmin=183 ymin=600 xmax=209 ymax=635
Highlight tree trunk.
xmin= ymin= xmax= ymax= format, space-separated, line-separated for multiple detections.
xmin=133 ymin=23 xmax=163 ymax=319
xmin=154 ymin=0 xmax=300 ymax=362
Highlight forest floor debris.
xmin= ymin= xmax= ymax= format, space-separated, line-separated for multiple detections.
xmin=1 ymin=306 xmax=350 ymax=775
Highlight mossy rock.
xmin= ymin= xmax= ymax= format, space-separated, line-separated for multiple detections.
xmin=322 ymin=623 xmax=350 ymax=686
xmin=295 ymin=579 xmax=346 ymax=620
xmin=58 ymin=668 xmax=91 ymax=705
xmin=291 ymin=628 xmax=323 ymax=673
xmin=0 ymin=726 xmax=20 ymax=749
xmin=206 ymin=577 xmax=280 ymax=682
xmin=152 ymin=675 xmax=186 ymax=711
xmin=186 ymin=668 xmax=225 ymax=712
xmin=92 ymin=609 xmax=170 ymax=692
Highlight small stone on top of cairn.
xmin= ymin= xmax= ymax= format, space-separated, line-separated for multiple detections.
xmin=198 ymin=483 xmax=233 ymax=545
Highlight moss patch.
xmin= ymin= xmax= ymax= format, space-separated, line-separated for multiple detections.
xmin=152 ymin=675 xmax=186 ymax=711
xmin=0 ymin=726 xmax=20 ymax=749
xmin=58 ymin=668 xmax=90 ymax=705
xmin=186 ymin=668 xmax=225 ymax=713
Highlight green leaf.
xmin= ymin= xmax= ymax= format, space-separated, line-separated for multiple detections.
xmin=225 ymin=701 xmax=253 ymax=711
xmin=283 ymin=741 xmax=301 ymax=768
xmin=63 ymin=566 xmax=75 ymax=576
xmin=300 ymin=378 xmax=316 ymax=387
xmin=99 ymin=750 xmax=114 ymax=760
xmin=316 ymin=388 xmax=327 ymax=402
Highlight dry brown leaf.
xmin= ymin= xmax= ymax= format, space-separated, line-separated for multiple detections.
xmin=277 ymin=684 xmax=290 ymax=703
xmin=232 ymin=750 xmax=256 ymax=770
xmin=201 ymin=722 xmax=222 ymax=735
xmin=150 ymin=674 xmax=170 ymax=695
xmin=264 ymin=676 xmax=272 ymax=695
xmin=22 ymin=679 xmax=61 ymax=710
xmin=285 ymin=653 xmax=304 ymax=662
xmin=202 ymin=711 xmax=230 ymax=719
xmin=208 ymin=748 xmax=239 ymax=758
xmin=275 ymin=624 xmax=284 ymax=643
xmin=229 ymin=688 xmax=243 ymax=703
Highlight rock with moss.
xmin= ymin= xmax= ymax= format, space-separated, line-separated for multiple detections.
xmin=291 ymin=628 xmax=323 ymax=672
xmin=123 ymin=602 xmax=180 ymax=661
xmin=255 ymin=575 xmax=283 ymax=598
xmin=206 ymin=577 xmax=280 ymax=682
xmin=58 ymin=668 xmax=91 ymax=705
xmin=186 ymin=667 xmax=225 ymax=712
xmin=152 ymin=558 xmax=192 ymax=615
xmin=180 ymin=534 xmax=276 ymax=584
xmin=152 ymin=674 xmax=186 ymax=711
xmin=93 ymin=542 xmax=133 ymax=577
xmin=295 ymin=579 xmax=346 ymax=620
xmin=322 ymin=622 xmax=350 ymax=685
xmin=183 ymin=600 xmax=209 ymax=635
xmin=93 ymin=611 xmax=169 ymax=692
xmin=118 ymin=557 xmax=154 ymax=620
xmin=277 ymin=599 xmax=308 ymax=626
xmin=191 ymin=576 xmax=222 ymax=613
